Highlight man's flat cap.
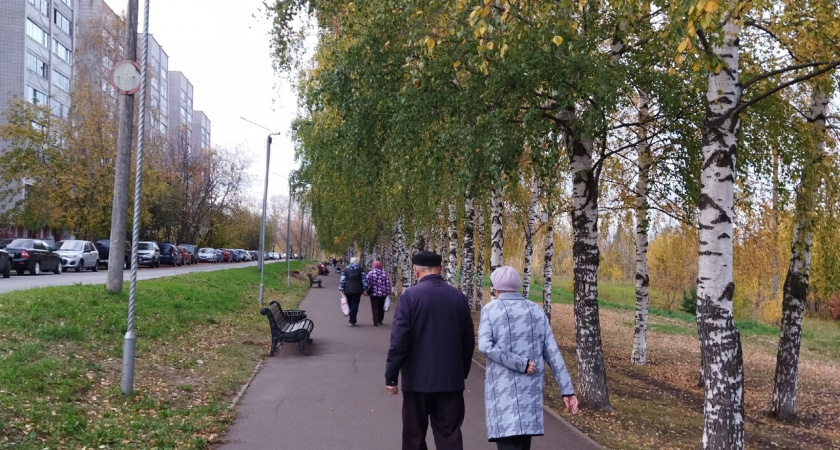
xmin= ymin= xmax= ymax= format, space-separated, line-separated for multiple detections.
xmin=411 ymin=251 xmax=442 ymax=267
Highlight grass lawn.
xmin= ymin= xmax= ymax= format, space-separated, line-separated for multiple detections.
xmin=0 ymin=261 xmax=312 ymax=449
xmin=472 ymin=275 xmax=840 ymax=448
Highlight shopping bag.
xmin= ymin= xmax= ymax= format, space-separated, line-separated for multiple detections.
xmin=383 ymin=296 xmax=391 ymax=312
xmin=340 ymin=294 xmax=350 ymax=317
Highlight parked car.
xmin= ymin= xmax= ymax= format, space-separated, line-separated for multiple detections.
xmin=0 ymin=249 xmax=11 ymax=278
xmin=137 ymin=241 xmax=160 ymax=267
xmin=0 ymin=238 xmax=15 ymax=249
xmin=54 ymin=240 xmax=99 ymax=272
xmin=4 ymin=239 xmax=62 ymax=275
xmin=230 ymin=249 xmax=240 ymax=262
xmin=238 ymin=249 xmax=252 ymax=261
xmin=220 ymin=248 xmax=232 ymax=262
xmin=95 ymin=239 xmax=130 ymax=269
xmin=178 ymin=246 xmax=192 ymax=265
xmin=157 ymin=243 xmax=182 ymax=266
xmin=197 ymin=247 xmax=216 ymax=263
xmin=179 ymin=244 xmax=197 ymax=263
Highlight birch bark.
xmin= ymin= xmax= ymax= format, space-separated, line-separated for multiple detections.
xmin=771 ymin=85 xmax=828 ymax=422
xmin=543 ymin=220 xmax=554 ymax=322
xmin=523 ymin=176 xmax=540 ymax=298
xmin=447 ymin=202 xmax=458 ymax=286
xmin=462 ymin=197 xmax=475 ymax=305
xmin=632 ymin=90 xmax=651 ymax=366
xmin=475 ymin=207 xmax=485 ymax=311
xmin=696 ymin=17 xmax=745 ymax=449
xmin=490 ymin=185 xmax=504 ymax=273
xmin=569 ymin=131 xmax=613 ymax=410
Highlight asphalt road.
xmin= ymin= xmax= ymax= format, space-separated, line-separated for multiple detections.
xmin=0 ymin=260 xmax=285 ymax=294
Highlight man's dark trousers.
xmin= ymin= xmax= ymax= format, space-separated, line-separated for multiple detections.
xmin=401 ymin=390 xmax=465 ymax=450
xmin=345 ymin=293 xmax=362 ymax=325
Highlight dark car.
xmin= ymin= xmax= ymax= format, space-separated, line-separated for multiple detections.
xmin=0 ymin=238 xmax=15 ymax=249
xmin=157 ymin=242 xmax=182 ymax=266
xmin=95 ymin=239 xmax=131 ymax=270
xmin=0 ymin=249 xmax=11 ymax=278
xmin=4 ymin=239 xmax=62 ymax=275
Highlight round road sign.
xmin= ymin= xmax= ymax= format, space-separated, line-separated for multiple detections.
xmin=109 ymin=60 xmax=142 ymax=95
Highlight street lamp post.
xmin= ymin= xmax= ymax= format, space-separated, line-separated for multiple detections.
xmin=241 ymin=117 xmax=280 ymax=307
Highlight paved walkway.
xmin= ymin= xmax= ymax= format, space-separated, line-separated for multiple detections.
xmin=220 ymin=268 xmax=600 ymax=449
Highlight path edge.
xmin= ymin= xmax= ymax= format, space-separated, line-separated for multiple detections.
xmin=471 ymin=358 xmax=603 ymax=449
xmin=229 ymin=359 xmax=264 ymax=409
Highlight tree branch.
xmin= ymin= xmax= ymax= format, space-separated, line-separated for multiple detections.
xmin=733 ymin=61 xmax=840 ymax=117
xmin=741 ymin=60 xmax=829 ymax=89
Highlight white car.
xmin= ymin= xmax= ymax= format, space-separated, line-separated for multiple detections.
xmin=54 ymin=240 xmax=99 ymax=272
xmin=137 ymin=241 xmax=160 ymax=267
xmin=197 ymin=247 xmax=216 ymax=263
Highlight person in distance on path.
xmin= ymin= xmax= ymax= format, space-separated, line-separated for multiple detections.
xmin=385 ymin=250 xmax=475 ymax=450
xmin=366 ymin=260 xmax=392 ymax=326
xmin=478 ymin=265 xmax=579 ymax=450
xmin=339 ymin=257 xmax=367 ymax=327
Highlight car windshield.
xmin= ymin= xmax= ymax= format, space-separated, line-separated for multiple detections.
xmin=138 ymin=243 xmax=153 ymax=250
xmin=200 ymin=248 xmax=213 ymax=252
xmin=55 ymin=241 xmax=83 ymax=251
xmin=7 ymin=239 xmax=33 ymax=248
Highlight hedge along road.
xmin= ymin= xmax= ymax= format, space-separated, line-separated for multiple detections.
xmin=0 ymin=259 xmax=283 ymax=294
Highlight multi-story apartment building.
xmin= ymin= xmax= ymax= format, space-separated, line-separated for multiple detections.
xmin=0 ymin=0 xmax=76 ymax=240
xmin=192 ymin=110 xmax=211 ymax=155
xmin=147 ymin=34 xmax=169 ymax=139
xmin=167 ymin=71 xmax=193 ymax=154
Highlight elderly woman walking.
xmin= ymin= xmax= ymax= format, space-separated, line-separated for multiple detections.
xmin=478 ymin=266 xmax=579 ymax=450
xmin=366 ymin=260 xmax=392 ymax=326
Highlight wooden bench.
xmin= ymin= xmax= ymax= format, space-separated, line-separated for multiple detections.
xmin=260 ymin=301 xmax=314 ymax=356
xmin=307 ymin=273 xmax=322 ymax=288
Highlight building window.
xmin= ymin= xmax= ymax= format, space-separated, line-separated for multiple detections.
xmin=52 ymin=39 xmax=72 ymax=63
xmin=26 ymin=52 xmax=48 ymax=78
xmin=28 ymin=0 xmax=48 ymax=15
xmin=26 ymin=19 xmax=49 ymax=48
xmin=26 ymin=85 xmax=48 ymax=105
xmin=60 ymin=0 xmax=73 ymax=8
xmin=52 ymin=70 xmax=70 ymax=92
xmin=54 ymin=9 xmax=71 ymax=35
xmin=51 ymin=98 xmax=68 ymax=119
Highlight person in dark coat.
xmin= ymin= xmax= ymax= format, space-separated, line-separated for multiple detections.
xmin=339 ymin=257 xmax=368 ymax=326
xmin=385 ymin=251 xmax=475 ymax=450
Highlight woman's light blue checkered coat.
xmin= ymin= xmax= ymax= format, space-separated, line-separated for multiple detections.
xmin=478 ymin=292 xmax=575 ymax=441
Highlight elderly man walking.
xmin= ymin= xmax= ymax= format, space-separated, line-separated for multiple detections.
xmin=385 ymin=251 xmax=475 ymax=450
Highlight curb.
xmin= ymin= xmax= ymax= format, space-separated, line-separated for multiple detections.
xmin=229 ymin=359 xmax=263 ymax=410
xmin=471 ymin=358 xmax=603 ymax=449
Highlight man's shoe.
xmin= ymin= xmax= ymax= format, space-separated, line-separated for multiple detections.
xmin=348 ymin=323 xmax=356 ymax=327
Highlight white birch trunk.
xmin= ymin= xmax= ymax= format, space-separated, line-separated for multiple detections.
xmin=771 ymin=85 xmax=827 ymax=422
xmin=543 ymin=220 xmax=554 ymax=322
xmin=391 ymin=220 xmax=401 ymax=295
xmin=632 ymin=89 xmax=651 ymax=366
xmin=396 ymin=218 xmax=411 ymax=295
xmin=475 ymin=206 xmax=485 ymax=311
xmin=447 ymin=202 xmax=458 ymax=286
xmin=490 ymin=185 xmax=504 ymax=273
xmin=696 ymin=17 xmax=745 ymax=450
xmin=569 ymin=131 xmax=613 ymax=411
xmin=462 ymin=197 xmax=476 ymax=307
xmin=523 ymin=176 xmax=540 ymax=298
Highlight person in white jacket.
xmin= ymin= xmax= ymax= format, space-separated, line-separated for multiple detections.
xmin=478 ymin=266 xmax=579 ymax=450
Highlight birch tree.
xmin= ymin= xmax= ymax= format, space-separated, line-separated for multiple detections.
xmin=771 ymin=83 xmax=830 ymax=422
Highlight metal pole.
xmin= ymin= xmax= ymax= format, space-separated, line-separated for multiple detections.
xmin=258 ymin=135 xmax=271 ymax=307
xmin=122 ymin=0 xmax=149 ymax=396
xmin=286 ymin=177 xmax=292 ymax=288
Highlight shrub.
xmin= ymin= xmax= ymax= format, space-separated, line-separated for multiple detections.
xmin=827 ymin=292 xmax=840 ymax=321
xmin=681 ymin=288 xmax=697 ymax=315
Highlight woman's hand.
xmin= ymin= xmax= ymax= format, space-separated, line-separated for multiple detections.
xmin=564 ymin=395 xmax=579 ymax=414
xmin=526 ymin=360 xmax=536 ymax=375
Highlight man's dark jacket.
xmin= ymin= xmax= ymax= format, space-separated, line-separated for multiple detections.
xmin=385 ymin=274 xmax=475 ymax=392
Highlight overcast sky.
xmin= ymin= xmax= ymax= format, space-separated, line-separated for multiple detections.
xmin=102 ymin=0 xmax=302 ymax=203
